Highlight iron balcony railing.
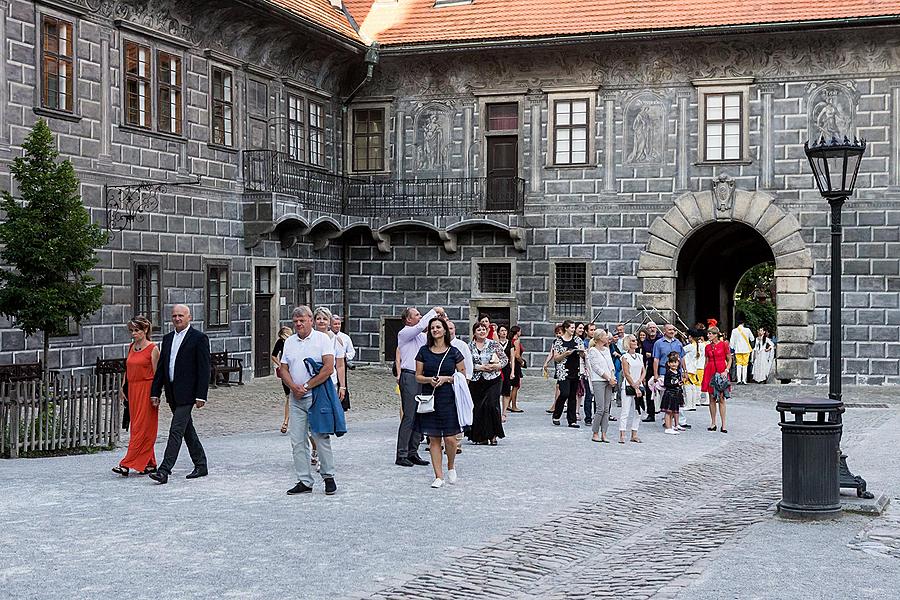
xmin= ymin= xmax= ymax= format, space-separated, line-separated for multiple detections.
xmin=243 ymin=149 xmax=525 ymax=217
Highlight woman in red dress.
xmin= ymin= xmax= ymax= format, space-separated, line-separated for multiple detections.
xmin=701 ymin=325 xmax=732 ymax=433
xmin=112 ymin=316 xmax=160 ymax=476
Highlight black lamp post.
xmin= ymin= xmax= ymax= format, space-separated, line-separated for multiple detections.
xmin=803 ymin=135 xmax=873 ymax=498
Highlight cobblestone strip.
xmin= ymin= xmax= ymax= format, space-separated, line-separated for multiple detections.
xmin=360 ymin=439 xmax=781 ymax=600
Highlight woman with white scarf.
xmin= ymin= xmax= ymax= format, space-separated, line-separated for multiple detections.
xmin=587 ymin=329 xmax=616 ymax=443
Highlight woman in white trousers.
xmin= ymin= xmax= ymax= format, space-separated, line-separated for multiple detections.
xmin=587 ymin=329 xmax=616 ymax=443
xmin=619 ymin=334 xmax=645 ymax=443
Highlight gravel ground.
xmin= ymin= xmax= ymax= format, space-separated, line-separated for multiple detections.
xmin=1 ymin=374 xmax=898 ymax=600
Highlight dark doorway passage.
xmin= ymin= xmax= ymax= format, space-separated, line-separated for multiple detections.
xmin=676 ymin=222 xmax=774 ymax=333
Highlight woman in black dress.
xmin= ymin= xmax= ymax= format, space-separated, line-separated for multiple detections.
xmin=271 ymin=326 xmax=294 ymax=434
xmin=467 ymin=322 xmax=508 ymax=445
xmin=415 ymin=317 xmax=466 ymax=489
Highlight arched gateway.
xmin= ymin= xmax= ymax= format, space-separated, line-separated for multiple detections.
xmin=636 ymin=186 xmax=814 ymax=381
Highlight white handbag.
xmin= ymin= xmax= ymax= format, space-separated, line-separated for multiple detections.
xmin=416 ymin=348 xmax=451 ymax=414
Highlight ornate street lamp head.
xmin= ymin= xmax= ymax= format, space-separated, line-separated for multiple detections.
xmin=803 ymin=136 xmax=866 ymax=200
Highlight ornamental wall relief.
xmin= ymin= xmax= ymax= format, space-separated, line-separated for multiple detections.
xmin=807 ymin=81 xmax=859 ymax=142
xmin=624 ymin=92 xmax=667 ymax=165
xmin=412 ymin=104 xmax=451 ymax=176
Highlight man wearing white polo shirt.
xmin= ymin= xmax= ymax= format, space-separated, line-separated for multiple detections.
xmin=280 ymin=305 xmax=337 ymax=496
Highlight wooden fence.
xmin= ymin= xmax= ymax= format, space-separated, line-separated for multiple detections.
xmin=0 ymin=374 xmax=122 ymax=458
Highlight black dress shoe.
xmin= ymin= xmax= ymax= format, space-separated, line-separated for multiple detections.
xmin=395 ymin=457 xmax=415 ymax=467
xmin=324 ymin=477 xmax=337 ymax=495
xmin=568 ymin=423 xmax=580 ymax=428
xmin=409 ymin=455 xmax=430 ymax=466
xmin=148 ymin=471 xmax=168 ymax=485
xmin=680 ymin=424 xmax=692 ymax=429
xmin=642 ymin=417 xmax=656 ymax=423
xmin=186 ymin=467 xmax=208 ymax=479
xmin=287 ymin=482 xmax=313 ymax=495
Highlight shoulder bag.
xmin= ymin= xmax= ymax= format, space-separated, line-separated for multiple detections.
xmin=416 ymin=347 xmax=451 ymax=414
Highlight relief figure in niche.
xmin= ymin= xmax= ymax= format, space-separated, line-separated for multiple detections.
xmin=415 ymin=111 xmax=449 ymax=173
xmin=625 ymin=99 xmax=665 ymax=164
xmin=808 ymin=83 xmax=856 ymax=142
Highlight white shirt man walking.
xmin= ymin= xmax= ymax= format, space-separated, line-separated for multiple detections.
xmin=395 ymin=305 xmax=445 ymax=467
xmin=280 ymin=305 xmax=338 ymax=496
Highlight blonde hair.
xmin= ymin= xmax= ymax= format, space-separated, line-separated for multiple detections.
xmin=278 ymin=326 xmax=293 ymax=340
xmin=623 ymin=333 xmax=637 ymax=348
xmin=589 ymin=329 xmax=607 ymax=349
xmin=128 ymin=315 xmax=153 ymax=337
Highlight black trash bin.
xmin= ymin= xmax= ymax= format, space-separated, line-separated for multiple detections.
xmin=776 ymin=398 xmax=844 ymax=520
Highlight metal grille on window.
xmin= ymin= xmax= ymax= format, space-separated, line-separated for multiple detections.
xmin=555 ymin=263 xmax=587 ymax=317
xmin=207 ymin=266 xmax=229 ymax=326
xmin=134 ymin=263 xmax=161 ymax=329
xmin=705 ymin=93 xmax=742 ymax=161
xmin=478 ymin=263 xmax=512 ymax=294
xmin=42 ymin=16 xmax=73 ymax=112
xmin=296 ymin=268 xmax=313 ymax=308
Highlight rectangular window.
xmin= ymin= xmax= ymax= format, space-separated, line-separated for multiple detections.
xmin=487 ymin=103 xmax=518 ymax=131
xmin=211 ymin=67 xmax=234 ymax=146
xmin=554 ymin=262 xmax=588 ymax=318
xmin=124 ymin=41 xmax=151 ymax=128
xmin=704 ymin=92 xmax=742 ymax=161
xmin=308 ymin=101 xmax=324 ymax=166
xmin=287 ymin=94 xmax=305 ymax=161
xmin=133 ymin=263 xmax=162 ymax=330
xmin=41 ymin=16 xmax=74 ymax=112
xmin=554 ymin=99 xmax=588 ymax=165
xmin=296 ymin=267 xmax=314 ymax=308
xmin=478 ymin=263 xmax=512 ymax=294
xmin=206 ymin=265 xmax=230 ymax=327
xmin=352 ymin=108 xmax=385 ymax=172
xmin=156 ymin=51 xmax=182 ymax=134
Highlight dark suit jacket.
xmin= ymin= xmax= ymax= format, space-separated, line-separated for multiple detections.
xmin=151 ymin=326 xmax=211 ymax=406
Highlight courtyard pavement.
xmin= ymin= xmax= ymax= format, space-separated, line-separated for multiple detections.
xmin=1 ymin=370 xmax=899 ymax=599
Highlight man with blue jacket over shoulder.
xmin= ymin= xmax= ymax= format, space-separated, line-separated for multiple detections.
xmin=280 ymin=305 xmax=338 ymax=496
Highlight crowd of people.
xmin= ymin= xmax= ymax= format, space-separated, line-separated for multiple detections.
xmin=540 ymin=316 xmax=777 ymax=439
xmin=110 ymin=301 xmax=776 ymax=495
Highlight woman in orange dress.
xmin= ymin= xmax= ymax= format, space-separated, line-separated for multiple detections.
xmin=112 ymin=316 xmax=160 ymax=476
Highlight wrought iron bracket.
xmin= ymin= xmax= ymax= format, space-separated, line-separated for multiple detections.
xmin=839 ymin=452 xmax=874 ymax=499
xmin=104 ymin=177 xmax=201 ymax=240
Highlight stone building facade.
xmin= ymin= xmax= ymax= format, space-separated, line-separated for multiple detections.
xmin=2 ymin=1 xmax=900 ymax=385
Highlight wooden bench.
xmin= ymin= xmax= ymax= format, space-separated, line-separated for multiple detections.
xmin=210 ymin=351 xmax=243 ymax=387
xmin=95 ymin=357 xmax=127 ymax=375
xmin=0 ymin=362 xmax=45 ymax=384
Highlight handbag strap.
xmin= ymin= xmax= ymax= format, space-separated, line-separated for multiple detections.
xmin=435 ymin=347 xmax=451 ymax=375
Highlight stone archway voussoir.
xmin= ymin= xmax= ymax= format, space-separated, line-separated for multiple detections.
xmin=649 ymin=217 xmax=683 ymax=248
xmin=673 ymin=192 xmax=705 ymax=229
xmin=637 ymin=251 xmax=675 ymax=274
xmin=771 ymin=231 xmax=808 ymax=257
xmin=775 ymin=248 xmax=814 ymax=270
xmin=762 ymin=213 xmax=801 ymax=248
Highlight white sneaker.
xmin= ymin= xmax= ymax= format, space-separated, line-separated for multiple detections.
xmin=431 ymin=478 xmax=444 ymax=489
xmin=664 ymin=428 xmax=679 ymax=435
xmin=447 ymin=469 xmax=458 ymax=484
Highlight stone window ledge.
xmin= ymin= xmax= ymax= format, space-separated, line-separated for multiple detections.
xmin=33 ymin=106 xmax=82 ymax=123
xmin=118 ymin=123 xmax=186 ymax=144
xmin=693 ymin=160 xmax=753 ymax=167
xmin=207 ymin=142 xmax=238 ymax=154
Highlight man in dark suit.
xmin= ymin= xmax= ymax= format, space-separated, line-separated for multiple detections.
xmin=148 ymin=304 xmax=210 ymax=484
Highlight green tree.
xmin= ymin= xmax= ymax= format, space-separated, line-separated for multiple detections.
xmin=735 ymin=262 xmax=777 ymax=335
xmin=0 ymin=120 xmax=107 ymax=380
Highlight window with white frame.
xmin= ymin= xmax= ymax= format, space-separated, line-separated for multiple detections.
xmin=695 ymin=79 xmax=752 ymax=163
xmin=122 ymin=40 xmax=183 ymax=134
xmin=308 ymin=101 xmax=325 ymax=166
xmin=206 ymin=263 xmax=230 ymax=327
xmin=41 ymin=15 xmax=74 ymax=113
xmin=352 ymin=107 xmax=385 ymax=172
xmin=287 ymin=93 xmax=304 ymax=161
xmin=157 ymin=51 xmax=182 ymax=134
xmin=553 ymin=99 xmax=589 ymax=165
xmin=211 ymin=67 xmax=234 ymax=146
xmin=124 ymin=40 xmax=151 ymax=128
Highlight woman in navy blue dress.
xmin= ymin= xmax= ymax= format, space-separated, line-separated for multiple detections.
xmin=415 ymin=317 xmax=466 ymax=489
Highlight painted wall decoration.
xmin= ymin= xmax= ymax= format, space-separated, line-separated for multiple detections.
xmin=624 ymin=93 xmax=667 ymax=165
xmin=807 ymin=81 xmax=859 ymax=142
xmin=413 ymin=106 xmax=451 ymax=175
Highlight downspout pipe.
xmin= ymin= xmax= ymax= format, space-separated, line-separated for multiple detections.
xmin=343 ymin=43 xmax=380 ymax=108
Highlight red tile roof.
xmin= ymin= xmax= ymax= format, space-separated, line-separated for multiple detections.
xmin=264 ymin=0 xmax=363 ymax=43
xmin=343 ymin=0 xmax=900 ymax=47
